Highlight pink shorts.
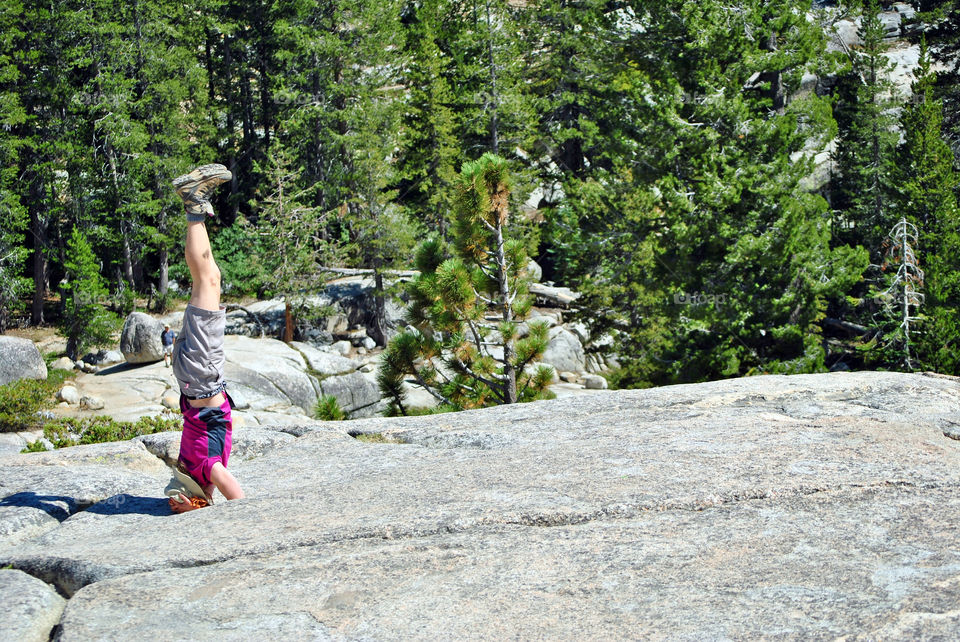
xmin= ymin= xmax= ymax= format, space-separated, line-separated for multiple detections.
xmin=178 ymin=393 xmax=233 ymax=486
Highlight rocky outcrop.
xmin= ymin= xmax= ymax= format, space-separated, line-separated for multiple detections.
xmin=50 ymin=334 xmax=378 ymax=426
xmin=541 ymin=327 xmax=586 ymax=374
xmin=0 ymin=336 xmax=47 ymax=386
xmin=1 ymin=371 xmax=959 ymax=638
xmin=119 ymin=312 xmax=165 ymax=364
xmin=288 ymin=341 xmax=358 ymax=377
xmin=318 ymin=371 xmax=382 ymax=418
xmin=0 ymin=569 xmax=66 ymax=642
xmin=224 ymin=335 xmax=320 ymax=415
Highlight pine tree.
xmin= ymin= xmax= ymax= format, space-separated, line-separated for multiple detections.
xmin=378 ymin=154 xmax=552 ymax=414
xmin=830 ymin=0 xmax=900 ymax=255
xmin=395 ymin=0 xmax=460 ymax=237
xmin=893 ymin=37 xmax=959 ymax=252
xmin=250 ymin=146 xmax=341 ymax=342
xmin=0 ymin=1 xmax=30 ymax=332
xmin=273 ymin=0 xmax=416 ymax=345
xmin=893 ymin=36 xmax=960 ymax=373
xmin=6 ymin=0 xmax=81 ymax=325
xmin=581 ymin=0 xmax=868 ymax=385
xmin=517 ymin=0 xmax=624 ymax=283
xmin=911 ymin=1 xmax=960 ymax=155
xmin=60 ymin=227 xmax=121 ymax=360
xmin=0 ymin=192 xmax=29 ymax=333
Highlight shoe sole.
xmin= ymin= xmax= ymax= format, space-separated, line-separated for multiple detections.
xmin=172 ymin=163 xmax=232 ymax=189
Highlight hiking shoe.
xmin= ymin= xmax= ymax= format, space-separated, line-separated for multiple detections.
xmin=172 ymin=163 xmax=232 ymax=221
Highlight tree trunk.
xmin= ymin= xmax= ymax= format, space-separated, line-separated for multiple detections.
xmin=284 ymin=300 xmax=295 ymax=343
xmin=758 ymin=31 xmax=785 ymax=113
xmin=372 ymin=267 xmax=387 ymax=347
xmin=158 ymin=247 xmax=169 ymax=296
xmin=493 ymin=219 xmax=517 ymax=403
xmin=223 ymin=35 xmax=240 ymax=220
xmin=29 ymin=197 xmax=47 ymax=326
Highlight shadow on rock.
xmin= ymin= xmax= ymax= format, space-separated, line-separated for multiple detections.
xmin=0 ymin=492 xmax=82 ymax=521
xmin=85 ymin=494 xmax=171 ymax=517
xmin=95 ymin=361 xmax=157 ymax=376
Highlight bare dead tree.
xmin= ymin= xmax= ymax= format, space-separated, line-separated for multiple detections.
xmin=874 ymin=218 xmax=924 ymax=370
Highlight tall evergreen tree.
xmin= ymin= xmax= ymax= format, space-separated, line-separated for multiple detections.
xmin=395 ymin=0 xmax=460 ymax=237
xmin=60 ymin=227 xmax=121 ymax=359
xmin=250 ymin=145 xmax=341 ymax=342
xmin=911 ymin=1 xmax=960 ymax=156
xmin=830 ymin=0 xmax=900 ymax=255
xmin=0 ymin=1 xmax=30 ymax=332
xmin=6 ymin=1 xmax=80 ymax=325
xmin=273 ymin=0 xmax=416 ymax=344
xmin=893 ymin=37 xmax=960 ymax=373
xmin=583 ymin=0 xmax=867 ymax=385
xmin=517 ymin=0 xmax=625 ymax=283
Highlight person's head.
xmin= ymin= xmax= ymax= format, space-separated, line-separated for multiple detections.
xmin=164 ymin=324 xmax=170 ymax=331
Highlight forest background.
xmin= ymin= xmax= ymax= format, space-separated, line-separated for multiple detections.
xmin=2 ymin=0 xmax=960 ymax=389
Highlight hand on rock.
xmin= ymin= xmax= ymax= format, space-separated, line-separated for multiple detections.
xmin=168 ymin=493 xmax=208 ymax=513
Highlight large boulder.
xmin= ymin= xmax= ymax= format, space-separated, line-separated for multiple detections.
xmin=0 ymin=337 xmax=47 ymax=386
xmin=289 ymin=341 xmax=358 ymax=377
xmin=325 ymin=276 xmax=409 ymax=346
xmin=319 ymin=371 xmax=382 ymax=417
xmin=540 ymin=327 xmax=586 ymax=374
xmin=119 ymin=312 xmax=165 ymax=364
xmin=223 ymin=335 xmax=320 ymax=415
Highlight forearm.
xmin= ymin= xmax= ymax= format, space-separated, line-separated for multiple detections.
xmin=209 ymin=462 xmax=245 ymax=500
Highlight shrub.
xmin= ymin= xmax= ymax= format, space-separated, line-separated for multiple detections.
xmin=21 ymin=440 xmax=48 ymax=453
xmin=0 ymin=369 xmax=76 ymax=432
xmin=42 ymin=414 xmax=181 ymax=448
xmin=315 ymin=395 xmax=346 ymax=421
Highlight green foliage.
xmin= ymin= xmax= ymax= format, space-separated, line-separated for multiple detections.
xmin=6 ymin=0 xmax=960 ymax=387
xmin=891 ymin=36 xmax=960 ymax=373
xmin=314 ymin=395 xmax=346 ymax=421
xmin=575 ymin=0 xmax=868 ymax=386
xmin=379 ymin=155 xmax=549 ymax=413
xmin=0 ymin=369 xmax=74 ymax=432
xmin=42 ymin=414 xmax=181 ymax=449
xmin=0 ymin=379 xmax=54 ymax=432
xmin=211 ymin=222 xmax=267 ymax=297
xmin=60 ymin=228 xmax=121 ymax=359
xmin=0 ymin=187 xmax=29 ymax=333
xmin=830 ymin=0 xmax=900 ymax=255
xmin=21 ymin=440 xmax=48 ymax=453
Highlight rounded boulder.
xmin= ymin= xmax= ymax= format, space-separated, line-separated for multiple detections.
xmin=0 ymin=336 xmax=47 ymax=385
xmin=120 ymin=312 xmax=165 ymax=364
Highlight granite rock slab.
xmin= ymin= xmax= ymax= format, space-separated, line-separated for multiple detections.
xmin=1 ymin=371 xmax=959 ymax=638
xmin=56 ymin=485 xmax=960 ymax=640
xmin=0 ymin=569 xmax=66 ymax=642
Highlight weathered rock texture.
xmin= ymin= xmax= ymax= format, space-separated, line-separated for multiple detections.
xmin=2 ymin=371 xmax=960 ymax=639
xmin=0 ymin=336 xmax=47 ymax=385
xmin=119 ymin=312 xmax=165 ymax=364
xmin=0 ymin=568 xmax=66 ymax=642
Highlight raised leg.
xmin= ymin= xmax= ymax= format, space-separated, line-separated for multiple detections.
xmin=185 ymin=220 xmax=221 ymax=312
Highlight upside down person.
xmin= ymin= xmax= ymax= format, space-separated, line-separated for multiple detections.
xmin=164 ymin=164 xmax=245 ymax=513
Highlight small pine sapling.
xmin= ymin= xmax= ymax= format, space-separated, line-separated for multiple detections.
xmin=378 ymin=154 xmax=553 ymax=415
